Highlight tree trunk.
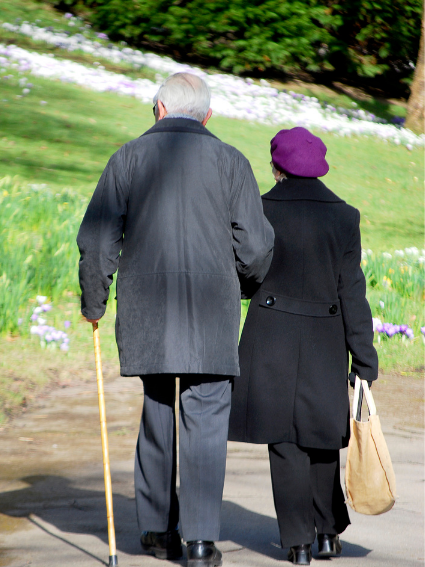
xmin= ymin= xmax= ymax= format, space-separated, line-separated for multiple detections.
xmin=405 ymin=17 xmax=424 ymax=134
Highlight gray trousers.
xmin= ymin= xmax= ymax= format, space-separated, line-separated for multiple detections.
xmin=268 ymin=442 xmax=350 ymax=548
xmin=135 ymin=374 xmax=232 ymax=542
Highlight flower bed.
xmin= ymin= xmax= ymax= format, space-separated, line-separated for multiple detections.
xmin=1 ymin=20 xmax=424 ymax=149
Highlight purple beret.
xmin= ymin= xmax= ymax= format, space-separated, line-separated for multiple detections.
xmin=270 ymin=127 xmax=329 ymax=178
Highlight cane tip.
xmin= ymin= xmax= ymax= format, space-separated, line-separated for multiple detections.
xmin=108 ymin=555 xmax=118 ymax=566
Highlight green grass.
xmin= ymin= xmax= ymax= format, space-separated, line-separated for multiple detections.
xmin=0 ymin=0 xmax=423 ymax=423
xmin=1 ymin=71 xmax=423 ymax=249
xmin=0 ymin=0 xmax=66 ymax=29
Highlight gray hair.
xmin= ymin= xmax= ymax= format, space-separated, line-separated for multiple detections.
xmin=153 ymin=73 xmax=211 ymax=122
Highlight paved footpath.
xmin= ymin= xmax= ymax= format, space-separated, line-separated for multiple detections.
xmin=0 ymin=373 xmax=423 ymax=567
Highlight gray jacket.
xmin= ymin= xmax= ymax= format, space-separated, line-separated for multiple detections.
xmin=77 ymin=118 xmax=274 ymax=377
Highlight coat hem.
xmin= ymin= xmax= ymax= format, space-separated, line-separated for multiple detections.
xmin=228 ymin=435 xmax=349 ymax=450
xmin=120 ymin=363 xmax=240 ymax=377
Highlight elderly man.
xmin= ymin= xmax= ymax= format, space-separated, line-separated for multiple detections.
xmin=77 ymin=72 xmax=274 ymax=566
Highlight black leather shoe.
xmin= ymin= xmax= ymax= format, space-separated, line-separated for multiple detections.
xmin=288 ymin=544 xmax=312 ymax=565
xmin=186 ymin=540 xmax=223 ymax=567
xmin=140 ymin=529 xmax=183 ymax=560
xmin=317 ymin=534 xmax=342 ymax=557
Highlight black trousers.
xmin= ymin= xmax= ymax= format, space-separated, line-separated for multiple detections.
xmin=134 ymin=374 xmax=232 ymax=542
xmin=268 ymin=442 xmax=350 ymax=548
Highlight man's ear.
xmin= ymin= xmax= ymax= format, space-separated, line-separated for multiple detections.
xmin=157 ymin=100 xmax=168 ymax=121
xmin=202 ymin=108 xmax=213 ymax=126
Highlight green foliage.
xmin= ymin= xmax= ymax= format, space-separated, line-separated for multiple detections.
xmin=52 ymin=0 xmax=422 ymax=88
xmin=327 ymin=0 xmax=422 ymax=82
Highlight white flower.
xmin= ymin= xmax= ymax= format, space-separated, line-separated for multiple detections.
xmin=36 ymin=295 xmax=48 ymax=304
xmin=379 ymin=301 xmax=385 ymax=309
xmin=382 ymin=252 xmax=392 ymax=259
xmin=372 ymin=317 xmax=382 ymax=332
xmin=394 ymin=250 xmax=404 ymax=257
xmin=405 ymin=247 xmax=419 ymax=256
xmin=37 ymin=317 xmax=46 ymax=325
xmin=0 ymin=23 xmax=424 ymax=149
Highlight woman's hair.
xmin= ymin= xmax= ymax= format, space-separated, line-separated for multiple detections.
xmin=153 ymin=73 xmax=211 ymax=122
xmin=271 ymin=162 xmax=287 ymax=183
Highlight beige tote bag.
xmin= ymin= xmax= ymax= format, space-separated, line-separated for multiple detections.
xmin=345 ymin=375 xmax=397 ymax=515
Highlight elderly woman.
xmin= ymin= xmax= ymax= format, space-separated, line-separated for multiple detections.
xmin=228 ymin=127 xmax=378 ymax=565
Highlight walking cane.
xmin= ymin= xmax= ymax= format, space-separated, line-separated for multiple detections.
xmin=92 ymin=322 xmax=119 ymax=567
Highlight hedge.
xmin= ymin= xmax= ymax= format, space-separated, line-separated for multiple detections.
xmin=52 ymin=0 xmax=422 ymax=90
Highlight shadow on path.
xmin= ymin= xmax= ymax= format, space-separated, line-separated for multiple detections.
xmin=221 ymin=501 xmax=371 ymax=560
xmin=0 ymin=476 xmax=371 ymax=562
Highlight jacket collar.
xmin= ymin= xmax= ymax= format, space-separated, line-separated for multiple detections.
xmin=142 ymin=117 xmax=218 ymax=139
xmin=262 ymin=178 xmax=344 ymax=203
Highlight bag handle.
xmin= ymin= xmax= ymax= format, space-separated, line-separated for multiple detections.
xmin=352 ymin=375 xmax=377 ymax=420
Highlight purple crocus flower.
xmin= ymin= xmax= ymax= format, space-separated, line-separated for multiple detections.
xmin=405 ymin=328 xmax=414 ymax=339
xmin=64 ymin=320 xmax=71 ymax=329
xmin=421 ymin=326 xmax=425 ymax=335
xmin=400 ymin=324 xmax=408 ymax=333
xmin=42 ymin=304 xmax=52 ymax=312
xmin=30 ymin=313 xmax=38 ymax=321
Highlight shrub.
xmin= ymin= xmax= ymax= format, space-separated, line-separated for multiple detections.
xmin=52 ymin=0 xmax=422 ymax=91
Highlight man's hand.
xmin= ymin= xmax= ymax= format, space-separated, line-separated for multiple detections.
xmin=85 ymin=317 xmax=101 ymax=324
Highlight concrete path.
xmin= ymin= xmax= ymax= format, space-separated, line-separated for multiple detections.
xmin=0 ymin=374 xmax=423 ymax=567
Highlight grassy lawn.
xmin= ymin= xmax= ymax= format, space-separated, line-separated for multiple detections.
xmin=1 ymin=74 xmax=423 ymax=249
xmin=0 ymin=0 xmax=423 ymax=424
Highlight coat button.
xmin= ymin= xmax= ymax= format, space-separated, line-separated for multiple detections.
xmin=266 ymin=296 xmax=276 ymax=306
xmin=329 ymin=304 xmax=338 ymax=315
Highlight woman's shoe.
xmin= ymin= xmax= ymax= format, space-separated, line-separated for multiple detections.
xmin=317 ymin=534 xmax=342 ymax=557
xmin=287 ymin=544 xmax=312 ymax=565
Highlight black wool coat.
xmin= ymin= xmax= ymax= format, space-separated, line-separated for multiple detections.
xmin=77 ymin=118 xmax=274 ymax=377
xmin=228 ymin=178 xmax=378 ymax=450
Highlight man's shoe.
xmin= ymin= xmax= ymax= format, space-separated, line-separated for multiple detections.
xmin=287 ymin=544 xmax=312 ymax=565
xmin=140 ymin=529 xmax=183 ymax=560
xmin=186 ymin=540 xmax=223 ymax=567
xmin=317 ymin=534 xmax=342 ymax=557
